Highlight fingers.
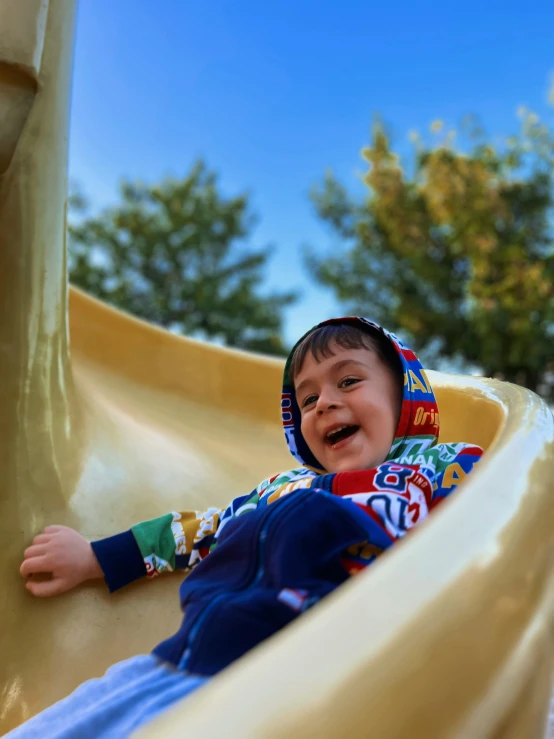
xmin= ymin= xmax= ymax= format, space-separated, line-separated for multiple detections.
xmin=23 ymin=544 xmax=49 ymax=560
xmin=26 ymin=578 xmax=67 ymax=598
xmin=28 ymin=526 xmax=65 ymax=546
xmin=32 ymin=534 xmax=53 ymax=545
xmin=43 ymin=525 xmax=65 ymax=534
xmin=20 ymin=526 xmax=78 ymax=598
xmin=20 ymin=555 xmax=52 ymax=578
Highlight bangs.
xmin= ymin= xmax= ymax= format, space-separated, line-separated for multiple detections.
xmin=289 ymin=324 xmax=382 ymax=380
xmin=289 ymin=322 xmax=405 ymax=412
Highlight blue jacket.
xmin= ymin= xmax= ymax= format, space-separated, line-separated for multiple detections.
xmin=153 ymin=489 xmax=377 ymax=674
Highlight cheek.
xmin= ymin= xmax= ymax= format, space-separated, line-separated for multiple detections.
xmin=363 ymin=396 xmax=397 ymax=437
xmin=300 ymin=414 xmax=318 ymax=446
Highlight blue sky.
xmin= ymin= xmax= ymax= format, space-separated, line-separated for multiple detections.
xmin=69 ymin=0 xmax=554 ymax=345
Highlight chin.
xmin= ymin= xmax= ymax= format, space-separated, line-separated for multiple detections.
xmin=332 ymin=458 xmax=363 ymax=473
xmin=330 ymin=454 xmax=385 ymax=474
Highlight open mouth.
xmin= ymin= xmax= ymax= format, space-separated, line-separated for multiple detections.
xmin=325 ymin=425 xmax=360 ymax=446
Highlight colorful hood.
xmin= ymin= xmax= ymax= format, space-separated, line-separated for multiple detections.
xmin=281 ymin=317 xmax=440 ymax=471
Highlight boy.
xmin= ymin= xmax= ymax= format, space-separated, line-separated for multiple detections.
xmin=12 ymin=317 xmax=483 ymax=737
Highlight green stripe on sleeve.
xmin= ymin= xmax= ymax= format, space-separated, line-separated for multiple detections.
xmin=131 ymin=513 xmax=177 ymax=570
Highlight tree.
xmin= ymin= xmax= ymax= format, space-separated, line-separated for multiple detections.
xmin=68 ymin=161 xmax=296 ymax=355
xmin=308 ymin=112 xmax=554 ymax=398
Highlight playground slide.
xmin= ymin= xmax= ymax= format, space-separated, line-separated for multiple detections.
xmin=71 ymin=292 xmax=554 ymax=739
xmin=2 ymin=286 xmax=553 ymax=737
xmin=1 ymin=2 xmax=553 ymax=736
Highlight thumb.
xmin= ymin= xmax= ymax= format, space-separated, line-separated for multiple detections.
xmin=26 ymin=577 xmax=68 ymax=598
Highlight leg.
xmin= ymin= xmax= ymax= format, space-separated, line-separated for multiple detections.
xmin=5 ymin=655 xmax=207 ymax=739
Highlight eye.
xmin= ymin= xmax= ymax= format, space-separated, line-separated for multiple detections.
xmin=301 ymin=394 xmax=318 ymax=408
xmin=339 ymin=376 xmax=361 ymax=389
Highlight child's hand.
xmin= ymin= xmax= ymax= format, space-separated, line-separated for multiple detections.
xmin=20 ymin=525 xmax=103 ymax=597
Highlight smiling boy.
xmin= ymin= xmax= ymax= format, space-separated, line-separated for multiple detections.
xmin=11 ymin=317 xmax=483 ymax=738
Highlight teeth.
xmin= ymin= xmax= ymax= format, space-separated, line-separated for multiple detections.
xmin=326 ymin=425 xmax=348 ymax=439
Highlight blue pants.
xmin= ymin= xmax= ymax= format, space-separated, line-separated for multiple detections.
xmin=6 ymin=655 xmax=207 ymax=738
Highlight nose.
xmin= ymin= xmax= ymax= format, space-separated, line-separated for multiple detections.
xmin=315 ymin=387 xmax=340 ymax=415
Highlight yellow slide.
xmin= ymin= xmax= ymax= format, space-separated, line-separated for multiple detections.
xmin=75 ymin=291 xmax=554 ymax=739
xmin=1 ymin=2 xmax=554 ymax=737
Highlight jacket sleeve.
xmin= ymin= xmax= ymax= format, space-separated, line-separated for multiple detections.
xmin=308 ymin=448 xmax=483 ymax=538
xmin=91 ymin=490 xmax=259 ymax=593
xmin=309 ymin=445 xmax=484 ymax=511
xmin=305 ymin=449 xmax=482 ymax=573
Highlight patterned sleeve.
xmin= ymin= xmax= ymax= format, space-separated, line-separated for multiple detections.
xmin=91 ymin=490 xmax=258 ymax=592
xmin=304 ymin=448 xmax=483 ymax=572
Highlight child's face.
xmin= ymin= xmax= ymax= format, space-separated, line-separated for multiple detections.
xmin=294 ymin=344 xmax=400 ymax=473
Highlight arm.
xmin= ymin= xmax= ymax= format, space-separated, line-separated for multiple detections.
xmin=20 ymin=490 xmax=260 ymax=597
xmin=91 ymin=506 xmax=226 ymax=592
xmin=310 ymin=449 xmax=482 ymax=573
xmin=286 ymin=447 xmax=483 ymax=543
xmin=309 ymin=445 xmax=483 ymax=508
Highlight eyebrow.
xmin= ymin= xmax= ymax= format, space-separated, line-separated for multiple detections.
xmin=294 ymin=359 xmax=369 ymax=398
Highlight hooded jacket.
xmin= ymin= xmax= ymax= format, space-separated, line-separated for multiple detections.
xmin=92 ymin=318 xmax=483 ymax=675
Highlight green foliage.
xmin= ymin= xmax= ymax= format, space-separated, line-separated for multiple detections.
xmin=308 ymin=112 xmax=554 ymax=397
xmin=69 ymin=161 xmax=296 ymax=355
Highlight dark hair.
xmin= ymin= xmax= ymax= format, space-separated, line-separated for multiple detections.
xmin=289 ymin=323 xmax=404 ymax=406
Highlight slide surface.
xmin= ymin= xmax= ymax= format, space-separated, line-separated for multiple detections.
xmin=4 ymin=287 xmax=554 ymax=737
